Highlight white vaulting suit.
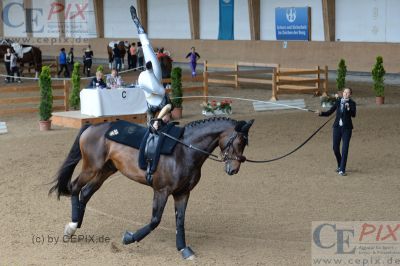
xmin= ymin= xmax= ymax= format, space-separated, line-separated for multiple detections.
xmin=130 ymin=5 xmax=166 ymax=110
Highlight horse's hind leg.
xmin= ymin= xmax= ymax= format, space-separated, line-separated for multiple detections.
xmin=122 ymin=190 xmax=169 ymax=244
xmin=174 ymin=193 xmax=195 ymax=260
xmin=65 ymin=162 xmax=116 ymax=236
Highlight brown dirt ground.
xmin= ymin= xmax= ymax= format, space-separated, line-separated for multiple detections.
xmin=0 ymin=76 xmax=400 ymax=265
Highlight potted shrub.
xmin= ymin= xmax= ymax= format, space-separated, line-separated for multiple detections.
xmin=372 ymin=56 xmax=386 ymax=105
xmin=170 ymin=67 xmax=183 ymax=119
xmin=97 ymin=65 xmax=104 ymax=73
xmin=38 ymin=66 xmax=53 ymax=131
xmin=336 ymin=58 xmax=347 ymax=91
xmin=69 ymin=62 xmax=81 ymax=110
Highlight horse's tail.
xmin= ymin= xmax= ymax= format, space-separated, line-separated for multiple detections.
xmin=49 ymin=125 xmax=90 ymax=199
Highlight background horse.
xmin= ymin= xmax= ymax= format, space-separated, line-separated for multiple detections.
xmin=107 ymin=41 xmax=128 ymax=69
xmin=0 ymin=43 xmax=42 ymax=78
xmin=49 ymin=117 xmax=254 ymax=259
xmin=159 ymin=54 xmax=173 ymax=79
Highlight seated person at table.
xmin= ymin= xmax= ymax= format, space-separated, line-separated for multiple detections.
xmin=88 ymin=70 xmax=107 ymax=89
xmin=106 ymin=68 xmax=124 ymax=89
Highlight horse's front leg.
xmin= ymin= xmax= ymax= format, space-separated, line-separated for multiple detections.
xmin=174 ymin=192 xmax=195 ymax=260
xmin=122 ymin=189 xmax=168 ymax=244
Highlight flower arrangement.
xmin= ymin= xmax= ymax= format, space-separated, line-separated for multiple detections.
xmin=320 ymin=94 xmax=337 ymax=108
xmin=201 ymin=99 xmax=232 ymax=115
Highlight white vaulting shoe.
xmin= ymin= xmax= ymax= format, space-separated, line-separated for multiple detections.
xmin=64 ymin=222 xmax=78 ymax=236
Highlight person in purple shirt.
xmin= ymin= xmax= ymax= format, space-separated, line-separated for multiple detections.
xmin=185 ymin=47 xmax=200 ymax=77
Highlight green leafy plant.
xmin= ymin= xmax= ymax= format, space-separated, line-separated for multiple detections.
xmin=372 ymin=56 xmax=386 ymax=97
xmin=96 ymin=65 xmax=104 ymax=73
xmin=39 ymin=66 xmax=53 ymax=121
xmin=336 ymin=59 xmax=347 ymax=91
xmin=69 ymin=62 xmax=81 ymax=109
xmin=171 ymin=67 xmax=183 ymax=108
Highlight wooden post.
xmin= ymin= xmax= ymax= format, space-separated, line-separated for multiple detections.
xmin=234 ymin=62 xmax=238 ymax=89
xmin=323 ymin=65 xmax=328 ymax=96
xmin=188 ymin=0 xmax=200 ymax=39
xmin=203 ymin=61 xmax=208 ymax=102
xmin=56 ymin=56 xmax=59 ymax=74
xmin=270 ymin=67 xmax=278 ymax=101
xmin=93 ymin=0 xmax=104 ymax=38
xmin=316 ymin=66 xmax=321 ymax=96
xmin=63 ymin=80 xmax=69 ymax=111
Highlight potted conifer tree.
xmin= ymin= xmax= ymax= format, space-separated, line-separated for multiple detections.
xmin=39 ymin=66 xmax=53 ymax=131
xmin=170 ymin=67 xmax=183 ymax=119
xmin=336 ymin=58 xmax=347 ymax=91
xmin=69 ymin=62 xmax=81 ymax=110
xmin=372 ymin=56 xmax=386 ymax=105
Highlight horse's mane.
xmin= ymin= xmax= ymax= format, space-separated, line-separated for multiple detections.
xmin=184 ymin=116 xmax=237 ymax=129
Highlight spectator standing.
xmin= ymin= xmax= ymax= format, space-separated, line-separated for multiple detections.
xmin=10 ymin=52 xmax=21 ymax=83
xmin=67 ymin=47 xmax=74 ymax=73
xmin=137 ymin=42 xmax=144 ymax=70
xmin=57 ymin=48 xmax=70 ymax=78
xmin=185 ymin=47 xmax=201 ymax=77
xmin=113 ymin=43 xmax=122 ymax=72
xmin=4 ymin=47 xmax=12 ymax=83
xmin=128 ymin=42 xmax=137 ymax=69
xmin=83 ymin=45 xmax=94 ymax=77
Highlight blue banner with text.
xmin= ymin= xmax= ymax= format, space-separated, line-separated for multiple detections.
xmin=275 ymin=7 xmax=310 ymax=41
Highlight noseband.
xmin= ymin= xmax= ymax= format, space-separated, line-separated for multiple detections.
xmin=221 ymin=133 xmax=247 ymax=163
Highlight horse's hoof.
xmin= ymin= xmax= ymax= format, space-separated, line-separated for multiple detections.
xmin=64 ymin=222 xmax=78 ymax=236
xmin=122 ymin=231 xmax=135 ymax=245
xmin=181 ymin=246 xmax=195 ymax=260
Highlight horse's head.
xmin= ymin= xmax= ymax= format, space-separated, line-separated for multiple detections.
xmin=219 ymin=119 xmax=254 ymax=175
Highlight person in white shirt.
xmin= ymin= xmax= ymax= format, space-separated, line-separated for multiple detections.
xmin=130 ymin=5 xmax=171 ymax=130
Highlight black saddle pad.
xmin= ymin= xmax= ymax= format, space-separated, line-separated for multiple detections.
xmin=105 ymin=120 xmax=184 ymax=155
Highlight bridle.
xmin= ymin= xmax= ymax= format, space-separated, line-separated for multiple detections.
xmin=220 ymin=132 xmax=247 ymax=163
xmin=159 ymin=130 xmax=246 ymax=163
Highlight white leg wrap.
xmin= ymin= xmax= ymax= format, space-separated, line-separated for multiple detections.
xmin=64 ymin=222 xmax=78 ymax=236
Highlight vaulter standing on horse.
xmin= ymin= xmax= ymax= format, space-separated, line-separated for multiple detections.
xmin=130 ymin=6 xmax=172 ymax=131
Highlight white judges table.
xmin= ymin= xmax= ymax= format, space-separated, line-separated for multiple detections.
xmin=80 ymin=87 xmax=148 ymax=117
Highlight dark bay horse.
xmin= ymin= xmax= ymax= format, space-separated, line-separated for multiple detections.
xmin=49 ymin=117 xmax=254 ymax=259
xmin=107 ymin=41 xmax=128 ymax=69
xmin=160 ymin=54 xmax=173 ymax=79
xmin=0 ymin=43 xmax=42 ymax=77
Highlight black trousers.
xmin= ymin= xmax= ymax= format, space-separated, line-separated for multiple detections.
xmin=5 ymin=62 xmax=11 ymax=81
xmin=58 ymin=64 xmax=70 ymax=77
xmin=332 ymin=126 xmax=352 ymax=173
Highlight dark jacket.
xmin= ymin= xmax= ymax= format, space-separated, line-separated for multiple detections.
xmin=320 ymin=98 xmax=356 ymax=129
xmin=88 ymin=77 xmax=107 ymax=89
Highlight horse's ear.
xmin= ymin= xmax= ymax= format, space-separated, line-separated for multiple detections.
xmin=235 ymin=121 xmax=247 ymax=132
xmin=240 ymin=119 xmax=254 ymax=133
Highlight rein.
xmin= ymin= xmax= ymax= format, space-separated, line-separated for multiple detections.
xmin=160 ymin=115 xmax=334 ymax=164
xmin=159 ymin=131 xmax=223 ymax=162
xmin=245 ymin=115 xmax=335 ymax=163
xmin=160 ymin=116 xmax=335 ymax=163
